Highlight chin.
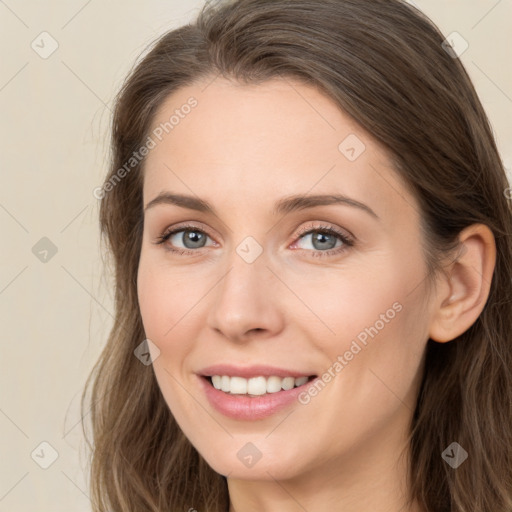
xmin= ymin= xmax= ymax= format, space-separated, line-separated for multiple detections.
xmin=196 ymin=440 xmax=308 ymax=481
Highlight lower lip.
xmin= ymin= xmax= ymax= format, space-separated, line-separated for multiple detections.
xmin=198 ymin=376 xmax=316 ymax=420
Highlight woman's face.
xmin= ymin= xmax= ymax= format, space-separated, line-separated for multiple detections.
xmin=137 ymin=77 xmax=435 ymax=482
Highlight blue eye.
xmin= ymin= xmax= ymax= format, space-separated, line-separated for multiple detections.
xmin=155 ymin=224 xmax=213 ymax=254
xmin=296 ymin=229 xmax=345 ymax=251
xmin=167 ymin=229 xmax=209 ymax=249
xmin=292 ymin=224 xmax=354 ymax=258
xmin=154 ymin=222 xmax=354 ymax=258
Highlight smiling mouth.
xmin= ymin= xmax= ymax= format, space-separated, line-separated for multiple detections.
xmin=204 ymin=374 xmax=317 ymax=397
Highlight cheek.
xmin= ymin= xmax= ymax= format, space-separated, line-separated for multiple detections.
xmin=137 ymin=266 xmax=169 ymax=339
xmin=137 ymin=260 xmax=203 ymax=417
xmin=295 ymin=250 xmax=429 ymax=398
xmin=289 ymin=254 xmax=426 ymax=351
xmin=137 ymin=256 xmax=204 ymax=340
xmin=329 ymin=281 xmax=428 ymax=424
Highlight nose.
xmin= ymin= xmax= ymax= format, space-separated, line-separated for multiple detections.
xmin=206 ymin=249 xmax=285 ymax=343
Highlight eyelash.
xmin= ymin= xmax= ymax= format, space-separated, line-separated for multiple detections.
xmin=153 ymin=222 xmax=354 ymax=258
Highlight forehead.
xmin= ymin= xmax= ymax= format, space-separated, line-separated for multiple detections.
xmin=147 ymin=77 xmax=366 ymax=164
xmin=142 ymin=77 xmax=415 ymax=222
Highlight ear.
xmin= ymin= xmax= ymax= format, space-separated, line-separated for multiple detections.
xmin=429 ymin=224 xmax=496 ymax=343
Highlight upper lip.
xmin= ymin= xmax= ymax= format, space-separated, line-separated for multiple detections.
xmin=198 ymin=364 xmax=316 ymax=379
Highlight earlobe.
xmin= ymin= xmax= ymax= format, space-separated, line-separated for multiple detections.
xmin=429 ymin=224 xmax=496 ymax=343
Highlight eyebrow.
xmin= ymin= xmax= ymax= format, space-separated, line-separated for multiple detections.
xmin=144 ymin=192 xmax=379 ymax=219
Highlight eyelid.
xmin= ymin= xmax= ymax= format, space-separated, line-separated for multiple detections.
xmin=294 ymin=222 xmax=354 ymax=243
xmin=154 ymin=221 xmax=354 ymax=256
xmin=155 ymin=222 xmax=217 ymax=247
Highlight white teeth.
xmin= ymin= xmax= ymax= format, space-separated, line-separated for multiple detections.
xmin=221 ymin=375 xmax=230 ymax=392
xmin=266 ymin=376 xmax=282 ymax=393
xmin=230 ymin=376 xmax=247 ymax=394
xmin=211 ymin=375 xmax=222 ymax=389
xmin=247 ymin=376 xmax=267 ymax=396
xmin=294 ymin=376 xmax=308 ymax=387
xmin=281 ymin=377 xmax=295 ymax=390
xmin=209 ymin=375 xmax=312 ymax=395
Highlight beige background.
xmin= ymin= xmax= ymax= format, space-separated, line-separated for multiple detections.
xmin=0 ymin=1 xmax=511 ymax=510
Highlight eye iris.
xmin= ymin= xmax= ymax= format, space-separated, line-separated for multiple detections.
xmin=312 ymin=231 xmax=337 ymax=250
xmin=172 ymin=229 xmax=342 ymax=251
xmin=182 ymin=230 xmax=206 ymax=249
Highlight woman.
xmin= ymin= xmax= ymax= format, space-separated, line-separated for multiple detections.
xmin=82 ymin=0 xmax=512 ymax=511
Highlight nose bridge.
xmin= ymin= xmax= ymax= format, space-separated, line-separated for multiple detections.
xmin=207 ymin=238 xmax=282 ymax=340
xmin=217 ymin=240 xmax=269 ymax=310
xmin=220 ymin=232 xmax=270 ymax=295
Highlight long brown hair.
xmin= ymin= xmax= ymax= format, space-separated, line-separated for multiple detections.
xmin=82 ymin=1 xmax=512 ymax=510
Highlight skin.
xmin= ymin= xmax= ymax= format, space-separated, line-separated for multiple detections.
xmin=137 ymin=77 xmax=496 ymax=512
